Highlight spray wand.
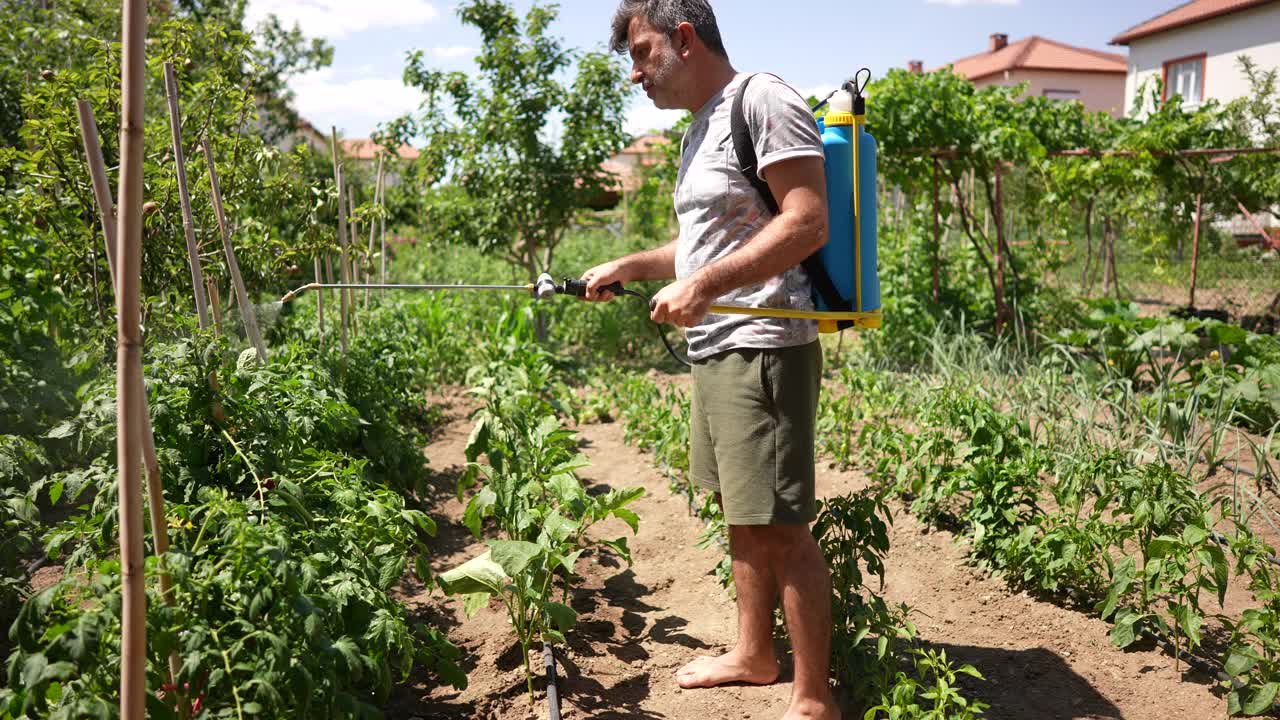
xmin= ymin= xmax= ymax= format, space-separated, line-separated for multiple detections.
xmin=280 ymin=273 xmax=881 ymax=365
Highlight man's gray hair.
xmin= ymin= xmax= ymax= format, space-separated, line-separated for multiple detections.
xmin=609 ymin=0 xmax=729 ymax=60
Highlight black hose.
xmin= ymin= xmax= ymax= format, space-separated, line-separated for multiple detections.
xmin=544 ymin=643 xmax=561 ymax=720
xmin=558 ymin=279 xmax=692 ymax=367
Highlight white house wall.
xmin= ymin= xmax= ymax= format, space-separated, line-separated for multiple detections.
xmin=1123 ymin=2 xmax=1280 ymax=118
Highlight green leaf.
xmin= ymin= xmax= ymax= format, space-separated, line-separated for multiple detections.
xmin=1225 ymin=648 xmax=1258 ymax=677
xmin=544 ymin=602 xmax=577 ymax=632
xmin=541 ymin=512 xmax=578 ymax=544
xmin=1146 ymin=536 xmax=1178 ymax=560
xmin=1175 ymin=606 xmax=1203 ymax=647
xmin=44 ymin=421 xmax=75 ymax=440
xmin=1244 ymin=682 xmax=1279 ymax=715
xmin=550 ymin=455 xmax=591 ymax=475
xmin=553 ymin=549 xmax=584 ymax=576
xmin=611 ymin=507 xmax=640 ymax=534
xmin=1181 ymin=525 xmax=1208 ymax=547
xmin=547 ymin=473 xmax=584 ymax=505
xmin=488 ymin=539 xmax=542 ymax=578
xmin=439 ymin=551 xmax=505 ymax=596
xmin=598 ymin=536 xmax=632 ymax=565
xmin=1100 ymin=557 xmax=1135 ymax=619
xmin=378 ymin=556 xmax=407 ymax=590
xmin=465 ymin=417 xmax=490 ymax=463
xmin=21 ymin=654 xmax=47 ymax=688
xmin=462 ymin=592 xmax=492 ymax=618
xmin=463 ymin=488 xmax=497 ymax=539
xmin=1109 ymin=610 xmax=1140 ymax=649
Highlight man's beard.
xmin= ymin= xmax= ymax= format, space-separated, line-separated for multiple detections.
xmin=647 ymin=49 xmax=680 ymax=109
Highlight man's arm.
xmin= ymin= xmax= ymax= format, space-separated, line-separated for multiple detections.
xmin=580 ymin=238 xmax=678 ymax=301
xmin=649 ymin=154 xmax=828 ymax=327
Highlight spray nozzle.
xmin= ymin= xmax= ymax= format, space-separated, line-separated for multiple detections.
xmin=533 ymin=273 xmax=558 ymax=300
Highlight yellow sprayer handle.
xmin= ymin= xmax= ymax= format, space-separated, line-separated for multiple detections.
xmin=708 ymin=304 xmax=882 ymax=330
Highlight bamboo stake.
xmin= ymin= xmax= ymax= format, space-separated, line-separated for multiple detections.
xmin=993 ymin=166 xmax=1008 ymax=335
xmin=347 ymin=184 xmax=359 ymax=336
xmin=314 ymin=256 xmax=325 ymax=348
xmin=349 ymin=186 xmax=359 ymax=285
xmin=81 ymin=90 xmax=185 ymax=714
xmin=931 ymin=157 xmax=941 ymax=304
xmin=76 ymin=100 xmax=118 ymax=285
xmin=323 ymin=252 xmax=335 ymax=345
xmin=379 ymin=163 xmax=388 ymax=286
xmin=330 ymin=127 xmax=350 ymax=353
xmin=163 ymin=62 xmax=211 ymax=330
xmin=116 ymin=1 xmax=148 ymax=716
xmin=201 ymin=138 xmax=268 ymax=364
xmin=207 ymin=277 xmax=223 ymax=338
xmin=1189 ymin=193 xmax=1204 ymax=308
xmin=366 ymin=155 xmax=384 ymax=310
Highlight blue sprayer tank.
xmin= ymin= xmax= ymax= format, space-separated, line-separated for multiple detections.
xmin=816 ymin=88 xmax=879 ymax=331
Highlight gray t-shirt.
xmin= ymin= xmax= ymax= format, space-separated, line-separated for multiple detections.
xmin=675 ymin=72 xmax=824 ymax=362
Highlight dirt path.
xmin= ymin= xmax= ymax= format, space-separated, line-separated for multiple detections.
xmin=387 ymin=404 xmax=1229 ymax=720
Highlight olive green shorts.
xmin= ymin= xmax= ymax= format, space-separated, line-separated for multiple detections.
xmin=689 ymin=341 xmax=822 ymax=526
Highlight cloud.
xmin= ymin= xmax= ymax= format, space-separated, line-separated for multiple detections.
xmin=291 ymin=68 xmax=426 ymax=136
xmin=624 ymin=101 xmax=685 ymax=136
xmin=925 ymin=0 xmax=1019 ymax=5
xmin=246 ymin=0 xmax=440 ymax=39
xmin=432 ymin=45 xmax=477 ymax=59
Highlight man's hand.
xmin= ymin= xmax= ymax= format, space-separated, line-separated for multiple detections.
xmin=649 ymin=275 xmax=714 ymax=328
xmin=580 ymin=259 xmax=631 ymax=302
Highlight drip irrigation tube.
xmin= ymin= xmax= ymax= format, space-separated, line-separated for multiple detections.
xmin=544 ymin=642 xmax=561 ymax=720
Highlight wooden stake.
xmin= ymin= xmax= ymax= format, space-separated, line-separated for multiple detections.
xmin=993 ymin=166 xmax=1008 ymax=335
xmin=116 ymin=2 xmax=148 ymax=716
xmin=163 ymin=62 xmax=211 ymax=330
xmin=347 ymin=184 xmax=360 ymax=336
xmin=1236 ymin=199 xmax=1280 ymax=251
xmin=366 ymin=154 xmax=384 ymax=309
xmin=207 ymin=277 xmax=223 ymax=338
xmin=202 ymin=138 xmax=268 ymax=364
xmin=349 ymin=186 xmax=359 ymax=285
xmin=315 ymin=256 xmax=325 ymax=348
xmin=379 ymin=162 xmax=388 ymax=286
xmin=931 ymin=157 xmax=941 ymax=304
xmin=1189 ymin=193 xmax=1204 ymax=308
xmin=330 ymin=127 xmax=350 ymax=354
xmin=76 ymin=100 xmax=118 ymax=285
xmin=82 ymin=86 xmax=185 ymax=716
xmin=1082 ymin=197 xmax=1095 ymax=292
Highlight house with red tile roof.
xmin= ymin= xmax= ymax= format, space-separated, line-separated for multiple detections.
xmin=340 ymin=139 xmax=420 ymax=162
xmin=918 ymin=34 xmax=1128 ymax=117
xmin=1111 ymin=0 xmax=1280 ymax=118
xmin=589 ymin=134 xmax=671 ymax=209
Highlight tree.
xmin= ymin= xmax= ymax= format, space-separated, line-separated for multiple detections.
xmin=385 ymin=0 xmax=630 ymax=287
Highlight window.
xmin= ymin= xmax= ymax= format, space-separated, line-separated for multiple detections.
xmin=1043 ymin=89 xmax=1081 ymax=101
xmin=1163 ymin=54 xmax=1206 ymax=105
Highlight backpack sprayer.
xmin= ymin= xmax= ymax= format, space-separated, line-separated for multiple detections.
xmin=280 ymin=71 xmax=882 ymax=363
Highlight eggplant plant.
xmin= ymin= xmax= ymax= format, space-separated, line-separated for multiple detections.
xmin=445 ymin=354 xmax=643 ymax=700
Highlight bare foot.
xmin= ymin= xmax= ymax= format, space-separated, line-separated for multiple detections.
xmin=675 ymin=649 xmax=780 ymax=689
xmin=781 ymin=697 xmax=841 ymax=720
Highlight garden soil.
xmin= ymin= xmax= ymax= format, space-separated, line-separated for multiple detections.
xmin=387 ymin=393 xmax=1228 ymax=720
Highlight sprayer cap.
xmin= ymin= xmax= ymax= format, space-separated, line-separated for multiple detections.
xmin=828 ymin=89 xmax=853 ymax=114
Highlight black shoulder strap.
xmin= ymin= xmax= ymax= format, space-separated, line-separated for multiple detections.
xmin=730 ymin=74 xmax=778 ymax=216
xmin=730 ymin=74 xmax=853 ymax=323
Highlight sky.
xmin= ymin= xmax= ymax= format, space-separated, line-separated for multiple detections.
xmin=245 ymin=0 xmax=1182 ymax=140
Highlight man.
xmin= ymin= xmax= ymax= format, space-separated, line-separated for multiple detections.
xmin=582 ymin=2 xmax=838 ymax=719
